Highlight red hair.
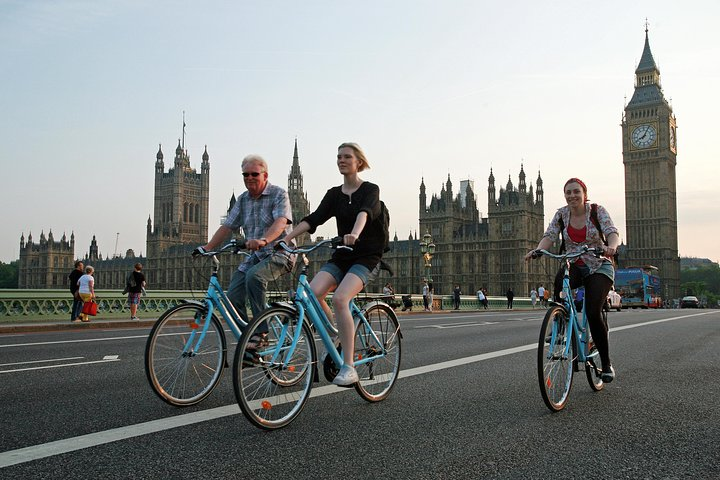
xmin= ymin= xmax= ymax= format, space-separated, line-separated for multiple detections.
xmin=564 ymin=178 xmax=588 ymax=202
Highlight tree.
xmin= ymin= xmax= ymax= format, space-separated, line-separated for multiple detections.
xmin=0 ymin=261 xmax=18 ymax=288
xmin=681 ymin=265 xmax=720 ymax=295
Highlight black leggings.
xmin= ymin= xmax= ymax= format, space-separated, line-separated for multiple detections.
xmin=554 ymin=266 xmax=614 ymax=368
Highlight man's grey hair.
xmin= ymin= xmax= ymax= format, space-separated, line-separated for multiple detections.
xmin=242 ymin=154 xmax=268 ymax=173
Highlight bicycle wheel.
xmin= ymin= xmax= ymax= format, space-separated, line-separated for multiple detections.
xmin=537 ymin=305 xmax=574 ymax=412
xmin=585 ymin=344 xmax=604 ymax=391
xmin=145 ymin=303 xmax=226 ymax=406
xmin=354 ymin=304 xmax=402 ymax=402
xmin=233 ymin=307 xmax=315 ymax=430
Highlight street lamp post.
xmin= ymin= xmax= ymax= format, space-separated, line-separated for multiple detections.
xmin=419 ymin=231 xmax=436 ymax=283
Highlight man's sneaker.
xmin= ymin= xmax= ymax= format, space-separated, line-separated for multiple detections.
xmin=332 ymin=365 xmax=359 ymax=386
xmin=131 ymin=316 xmax=139 ymax=321
xmin=601 ymin=365 xmax=615 ymax=383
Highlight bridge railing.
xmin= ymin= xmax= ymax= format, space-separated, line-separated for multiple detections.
xmin=0 ymin=290 xmax=537 ymax=322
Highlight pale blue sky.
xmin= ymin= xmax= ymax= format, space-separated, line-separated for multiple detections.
xmin=2 ymin=1 xmax=719 ymax=264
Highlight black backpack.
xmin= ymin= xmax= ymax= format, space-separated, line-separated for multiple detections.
xmin=379 ymin=201 xmax=390 ymax=253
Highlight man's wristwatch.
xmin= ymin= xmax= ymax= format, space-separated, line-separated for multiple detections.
xmin=260 ymin=238 xmax=268 ymax=246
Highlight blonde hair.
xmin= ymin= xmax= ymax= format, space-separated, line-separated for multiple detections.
xmin=338 ymin=142 xmax=370 ymax=172
xmin=85 ymin=266 xmax=94 ymax=274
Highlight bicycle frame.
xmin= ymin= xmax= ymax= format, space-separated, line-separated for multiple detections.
xmin=185 ymin=246 xmax=248 ymax=354
xmin=549 ymin=259 xmax=591 ymax=366
xmin=539 ymin=245 xmax=602 ymax=369
xmin=271 ymin=241 xmax=391 ymax=371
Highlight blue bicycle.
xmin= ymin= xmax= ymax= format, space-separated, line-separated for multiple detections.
xmin=144 ymin=240 xmax=250 ymax=406
xmin=232 ymin=237 xmax=402 ymax=429
xmin=532 ymin=246 xmax=605 ymax=412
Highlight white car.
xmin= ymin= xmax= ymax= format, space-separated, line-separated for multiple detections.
xmin=606 ymin=289 xmax=622 ymax=311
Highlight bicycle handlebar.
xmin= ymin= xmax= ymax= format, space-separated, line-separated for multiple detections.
xmin=192 ymin=239 xmax=249 ymax=258
xmin=531 ymin=245 xmax=604 ymax=261
xmin=275 ymin=236 xmax=353 ymax=255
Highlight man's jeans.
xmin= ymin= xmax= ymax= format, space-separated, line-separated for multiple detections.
xmin=71 ymin=295 xmax=83 ymax=320
xmin=227 ymin=255 xmax=291 ymax=331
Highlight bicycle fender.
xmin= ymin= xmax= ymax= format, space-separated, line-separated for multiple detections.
xmin=179 ymin=299 xmax=209 ymax=310
xmin=269 ymin=301 xmax=298 ymax=313
xmin=546 ymin=301 xmax=568 ymax=314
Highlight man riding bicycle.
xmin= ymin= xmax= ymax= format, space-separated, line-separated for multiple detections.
xmin=197 ymin=154 xmax=295 ymax=330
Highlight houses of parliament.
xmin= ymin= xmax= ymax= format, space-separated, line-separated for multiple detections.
xmin=17 ymin=28 xmax=680 ymax=300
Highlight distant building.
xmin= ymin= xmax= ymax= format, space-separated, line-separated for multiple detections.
xmin=376 ymin=166 xmax=548 ymax=296
xmin=17 ymin=231 xmax=75 ymax=288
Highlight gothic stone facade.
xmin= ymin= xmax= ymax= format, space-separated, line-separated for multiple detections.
xmin=621 ymin=29 xmax=681 ymax=299
xmin=18 ymin=231 xmax=75 ymax=288
xmin=375 ymin=167 xmax=549 ymax=297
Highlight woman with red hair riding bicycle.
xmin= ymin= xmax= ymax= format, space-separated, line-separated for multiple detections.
xmin=525 ymin=178 xmax=620 ymax=383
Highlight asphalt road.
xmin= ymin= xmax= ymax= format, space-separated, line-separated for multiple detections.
xmin=1 ymin=308 xmax=719 ymax=479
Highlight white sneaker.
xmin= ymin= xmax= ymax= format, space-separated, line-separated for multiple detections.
xmin=332 ymin=365 xmax=359 ymax=386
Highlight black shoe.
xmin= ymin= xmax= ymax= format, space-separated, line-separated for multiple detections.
xmin=242 ymin=333 xmax=268 ymax=368
xmin=601 ymin=365 xmax=615 ymax=383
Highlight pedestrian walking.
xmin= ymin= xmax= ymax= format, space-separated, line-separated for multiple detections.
xmin=428 ymin=282 xmax=434 ymax=312
xmin=506 ymin=287 xmax=514 ymax=309
xmin=77 ymin=265 xmax=95 ymax=322
xmin=530 ymin=288 xmax=538 ymax=309
xmin=538 ymin=284 xmax=545 ymax=308
xmin=422 ymin=280 xmax=430 ymax=311
xmin=68 ymin=261 xmax=84 ymax=322
xmin=126 ymin=262 xmax=146 ymax=321
xmin=453 ymin=284 xmax=461 ymax=310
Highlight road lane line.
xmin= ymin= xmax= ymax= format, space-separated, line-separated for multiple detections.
xmin=0 ymin=358 xmax=121 ymax=374
xmin=0 ymin=357 xmax=84 ymax=367
xmin=0 ymin=310 xmax=714 ymax=468
xmin=0 ymin=335 xmax=146 ymax=349
xmin=415 ymin=322 xmax=499 ymax=329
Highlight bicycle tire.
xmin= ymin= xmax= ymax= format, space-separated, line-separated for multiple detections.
xmin=145 ymin=303 xmax=226 ymax=406
xmin=233 ymin=307 xmax=315 ymax=430
xmin=585 ymin=344 xmax=604 ymax=391
xmin=354 ymin=304 xmax=402 ymax=402
xmin=537 ymin=305 xmax=574 ymax=412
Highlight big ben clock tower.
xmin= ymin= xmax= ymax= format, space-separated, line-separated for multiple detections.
xmin=622 ymin=25 xmax=680 ymax=300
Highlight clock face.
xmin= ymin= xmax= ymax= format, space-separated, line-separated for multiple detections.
xmin=669 ymin=126 xmax=676 ymax=150
xmin=631 ymin=124 xmax=657 ymax=148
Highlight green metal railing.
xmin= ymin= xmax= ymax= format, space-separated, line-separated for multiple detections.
xmin=0 ymin=290 xmax=536 ymax=323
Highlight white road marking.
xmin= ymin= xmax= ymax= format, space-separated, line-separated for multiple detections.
xmin=0 ymin=310 xmax=714 ymax=468
xmin=0 ymin=335 xmax=146 ymax=349
xmin=416 ymin=321 xmax=499 ymax=329
xmin=0 ymin=329 xmax=239 ymax=349
xmin=0 ymin=357 xmax=84 ymax=367
xmin=0 ymin=358 xmax=121 ymax=374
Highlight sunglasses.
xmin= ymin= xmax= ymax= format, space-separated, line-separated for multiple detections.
xmin=242 ymin=172 xmax=263 ymax=178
